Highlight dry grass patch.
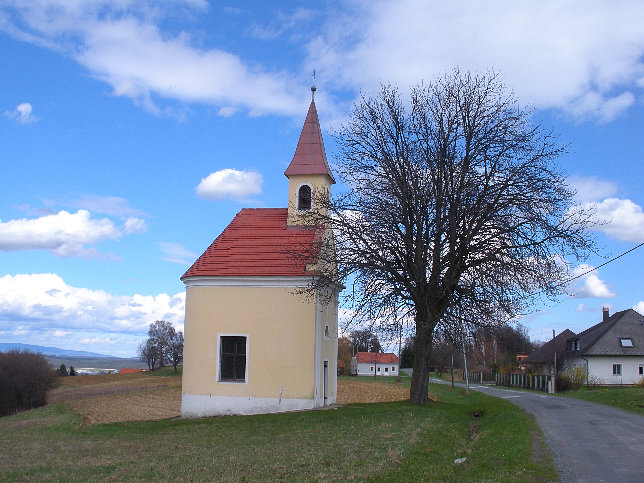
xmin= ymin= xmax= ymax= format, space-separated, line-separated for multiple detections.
xmin=337 ymin=378 xmax=410 ymax=403
xmin=49 ymin=373 xmax=438 ymax=425
xmin=69 ymin=387 xmax=182 ymax=426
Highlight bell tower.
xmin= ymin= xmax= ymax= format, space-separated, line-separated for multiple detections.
xmin=284 ymin=86 xmax=335 ymax=226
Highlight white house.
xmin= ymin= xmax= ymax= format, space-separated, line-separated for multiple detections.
xmin=564 ymin=308 xmax=644 ymax=385
xmin=353 ymin=352 xmax=400 ymax=377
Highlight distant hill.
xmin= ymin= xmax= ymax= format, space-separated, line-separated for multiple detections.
xmin=0 ymin=343 xmax=148 ymax=371
xmin=0 ymin=343 xmax=113 ymax=358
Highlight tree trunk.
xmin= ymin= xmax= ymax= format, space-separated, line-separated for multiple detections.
xmin=410 ymin=328 xmax=433 ymax=404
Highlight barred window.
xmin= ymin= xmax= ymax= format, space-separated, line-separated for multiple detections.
xmin=220 ymin=336 xmax=246 ymax=382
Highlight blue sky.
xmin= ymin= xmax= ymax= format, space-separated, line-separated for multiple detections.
xmin=2 ymin=0 xmax=644 ymax=357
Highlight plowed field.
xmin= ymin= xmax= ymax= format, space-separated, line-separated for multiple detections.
xmin=49 ymin=374 xmax=424 ymax=425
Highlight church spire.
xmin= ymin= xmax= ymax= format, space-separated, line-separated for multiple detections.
xmin=285 ymin=87 xmax=335 ymax=226
xmin=284 ymin=95 xmax=335 ymax=183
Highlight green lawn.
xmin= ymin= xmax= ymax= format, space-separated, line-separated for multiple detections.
xmin=557 ymin=386 xmax=644 ymax=415
xmin=146 ymin=365 xmax=183 ymax=377
xmin=0 ymin=382 xmax=556 ymax=482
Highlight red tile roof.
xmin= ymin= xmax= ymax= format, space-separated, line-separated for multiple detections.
xmin=356 ymin=352 xmax=400 ymax=364
xmin=119 ymin=368 xmax=146 ymax=374
xmin=284 ymin=100 xmax=335 ymax=183
xmin=182 ymin=208 xmax=322 ymax=278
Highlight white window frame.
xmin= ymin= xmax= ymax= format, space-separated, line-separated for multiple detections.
xmin=217 ymin=333 xmax=249 ymax=384
xmin=612 ymin=363 xmax=622 ymax=376
xmin=296 ymin=183 xmax=313 ymax=212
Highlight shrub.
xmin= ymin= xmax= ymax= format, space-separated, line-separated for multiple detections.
xmin=555 ymin=373 xmax=571 ymax=392
xmin=0 ymin=350 xmax=54 ymax=417
xmin=635 ymin=377 xmax=644 ymax=388
xmin=557 ymin=365 xmax=587 ymax=391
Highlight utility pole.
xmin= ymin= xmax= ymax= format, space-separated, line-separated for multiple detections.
xmin=552 ymin=329 xmax=557 ymax=394
xmin=450 ymin=348 xmax=455 ymax=388
xmin=462 ymin=335 xmax=469 ymax=395
xmin=396 ymin=308 xmax=402 ymax=381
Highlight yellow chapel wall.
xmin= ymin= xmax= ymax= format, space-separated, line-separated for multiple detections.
xmin=182 ymin=284 xmax=318 ymax=401
xmin=317 ymin=289 xmax=339 ymax=404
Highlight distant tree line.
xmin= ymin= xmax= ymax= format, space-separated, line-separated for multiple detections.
xmin=56 ymin=363 xmax=76 ymax=376
xmin=0 ymin=350 xmax=53 ymax=417
xmin=400 ymin=324 xmax=536 ymax=374
xmin=137 ymin=320 xmax=184 ymax=371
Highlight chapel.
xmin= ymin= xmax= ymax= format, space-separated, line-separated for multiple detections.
xmin=180 ymin=89 xmax=341 ymax=417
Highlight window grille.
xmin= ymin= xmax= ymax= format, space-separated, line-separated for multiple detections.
xmin=220 ymin=336 xmax=246 ymax=382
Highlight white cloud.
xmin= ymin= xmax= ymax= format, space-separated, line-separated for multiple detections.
xmin=0 ymin=273 xmax=185 ymax=336
xmin=157 ymin=242 xmax=197 ymax=265
xmin=308 ymin=0 xmax=644 ymax=122
xmin=583 ymin=198 xmax=644 ymax=242
xmin=62 ymin=195 xmax=148 ymax=218
xmin=79 ymin=337 xmax=100 ymax=344
xmin=123 ymin=217 xmax=147 ymax=234
xmin=4 ymin=2 xmax=644 ymax=122
xmin=0 ymin=209 xmax=147 ymax=259
xmin=4 ymin=102 xmax=38 ymax=124
xmin=570 ymin=264 xmax=616 ymax=299
xmin=196 ymin=169 xmax=263 ymax=201
xmin=633 ymin=302 xmax=644 ymax=316
xmin=568 ymin=175 xmax=618 ymax=203
xmin=0 ymin=1 xmax=304 ymax=117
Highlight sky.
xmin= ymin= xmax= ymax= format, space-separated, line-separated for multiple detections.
xmin=2 ymin=0 xmax=644 ymax=357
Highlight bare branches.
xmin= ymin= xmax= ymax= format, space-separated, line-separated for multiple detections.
xmin=298 ymin=70 xmax=595 ymax=404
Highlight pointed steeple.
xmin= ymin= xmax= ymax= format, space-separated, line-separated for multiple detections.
xmin=284 ymin=99 xmax=335 ymax=184
xmin=285 ymin=93 xmax=335 ymax=226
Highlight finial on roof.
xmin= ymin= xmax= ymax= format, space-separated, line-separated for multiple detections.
xmin=311 ymin=69 xmax=317 ymax=101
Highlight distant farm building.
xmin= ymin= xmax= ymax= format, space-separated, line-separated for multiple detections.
xmin=353 ymin=352 xmax=400 ymax=377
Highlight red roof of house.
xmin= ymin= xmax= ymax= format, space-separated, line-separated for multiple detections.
xmin=356 ymin=352 xmax=400 ymax=364
xmin=119 ymin=368 xmax=146 ymax=374
xmin=182 ymin=208 xmax=322 ymax=278
xmin=284 ymin=100 xmax=335 ymax=183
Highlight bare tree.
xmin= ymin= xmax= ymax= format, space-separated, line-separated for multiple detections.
xmin=137 ymin=338 xmax=157 ymax=370
xmin=148 ymin=320 xmax=174 ymax=369
xmin=138 ymin=321 xmax=183 ymax=371
xmin=309 ymin=70 xmax=595 ymax=404
xmin=168 ymin=329 xmax=184 ymax=372
xmin=349 ymin=329 xmax=382 ymax=353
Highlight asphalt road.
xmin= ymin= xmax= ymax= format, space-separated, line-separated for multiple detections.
xmin=429 ymin=378 xmax=644 ymax=482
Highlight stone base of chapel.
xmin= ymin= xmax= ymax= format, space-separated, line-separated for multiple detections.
xmin=181 ymin=394 xmax=330 ymax=418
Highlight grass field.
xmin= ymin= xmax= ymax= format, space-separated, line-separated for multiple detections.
xmin=0 ymin=374 xmax=557 ymax=481
xmin=557 ymin=386 xmax=644 ymax=415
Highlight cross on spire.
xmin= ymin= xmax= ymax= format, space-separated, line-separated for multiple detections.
xmin=311 ymin=69 xmax=317 ymax=100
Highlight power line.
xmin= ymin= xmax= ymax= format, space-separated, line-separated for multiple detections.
xmin=558 ymin=241 xmax=644 ymax=288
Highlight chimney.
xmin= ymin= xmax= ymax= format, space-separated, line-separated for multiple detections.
xmin=602 ymin=307 xmax=610 ymax=322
